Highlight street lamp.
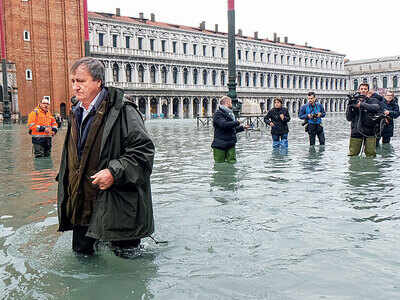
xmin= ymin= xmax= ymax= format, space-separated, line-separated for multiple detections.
xmin=227 ymin=0 xmax=240 ymax=118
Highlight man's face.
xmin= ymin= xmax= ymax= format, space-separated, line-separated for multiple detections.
xmin=274 ymin=101 xmax=282 ymax=109
xmin=359 ymin=85 xmax=369 ymax=96
xmin=385 ymin=93 xmax=394 ymax=102
xmin=225 ymin=98 xmax=232 ymax=109
xmin=39 ymin=102 xmax=49 ymax=112
xmin=307 ymin=95 xmax=316 ymax=105
xmin=71 ymin=65 xmax=102 ymax=103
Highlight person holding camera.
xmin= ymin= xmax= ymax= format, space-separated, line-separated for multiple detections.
xmin=376 ymin=90 xmax=400 ymax=145
xmin=299 ymin=92 xmax=326 ymax=146
xmin=211 ymin=96 xmax=249 ymax=163
xmin=346 ymin=83 xmax=383 ymax=157
xmin=264 ymin=97 xmax=290 ymax=148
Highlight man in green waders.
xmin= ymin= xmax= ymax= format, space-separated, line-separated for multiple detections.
xmin=211 ymin=96 xmax=248 ymax=163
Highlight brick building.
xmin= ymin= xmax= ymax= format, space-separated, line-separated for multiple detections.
xmin=1 ymin=0 xmax=85 ymax=119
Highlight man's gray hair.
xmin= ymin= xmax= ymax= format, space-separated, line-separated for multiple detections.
xmin=71 ymin=57 xmax=105 ymax=86
xmin=220 ymin=96 xmax=231 ymax=105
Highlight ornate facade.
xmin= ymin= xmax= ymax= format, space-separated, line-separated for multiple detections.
xmin=88 ymin=11 xmax=350 ymax=119
xmin=345 ymin=56 xmax=400 ymax=96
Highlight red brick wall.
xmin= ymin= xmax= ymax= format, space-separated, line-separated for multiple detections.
xmin=4 ymin=0 xmax=84 ymax=118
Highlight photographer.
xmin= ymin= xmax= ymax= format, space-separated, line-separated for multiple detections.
xmin=264 ymin=97 xmax=290 ymax=148
xmin=299 ymin=92 xmax=326 ymax=146
xmin=346 ymin=83 xmax=383 ymax=157
xmin=377 ymin=90 xmax=399 ymax=145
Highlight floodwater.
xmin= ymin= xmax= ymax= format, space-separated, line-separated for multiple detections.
xmin=0 ymin=114 xmax=399 ymax=300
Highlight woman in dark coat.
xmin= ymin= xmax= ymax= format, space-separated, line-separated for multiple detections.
xmin=264 ymin=97 xmax=291 ymax=148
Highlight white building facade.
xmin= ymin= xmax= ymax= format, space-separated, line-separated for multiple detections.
xmin=88 ymin=11 xmax=350 ymax=120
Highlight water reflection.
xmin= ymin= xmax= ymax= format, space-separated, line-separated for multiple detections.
xmin=211 ymin=163 xmax=238 ymax=192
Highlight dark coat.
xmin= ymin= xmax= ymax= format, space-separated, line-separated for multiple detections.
xmin=381 ymin=98 xmax=400 ymax=137
xmin=211 ymin=107 xmax=244 ymax=150
xmin=57 ymin=87 xmax=155 ymax=241
xmin=346 ymin=96 xmax=383 ymax=138
xmin=264 ymin=107 xmax=290 ymax=135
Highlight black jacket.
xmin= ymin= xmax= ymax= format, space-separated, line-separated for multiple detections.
xmin=381 ymin=98 xmax=400 ymax=137
xmin=264 ymin=107 xmax=290 ymax=135
xmin=211 ymin=107 xmax=244 ymax=150
xmin=346 ymin=96 xmax=383 ymax=138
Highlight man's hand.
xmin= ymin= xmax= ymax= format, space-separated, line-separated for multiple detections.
xmin=308 ymin=114 xmax=312 ymax=119
xmin=244 ymin=124 xmax=250 ymax=130
xmin=270 ymin=122 xmax=275 ymax=127
xmin=317 ymin=112 xmax=322 ymax=117
xmin=91 ymin=169 xmax=114 ymax=190
xmin=44 ymin=127 xmax=52 ymax=134
xmin=384 ymin=110 xmax=390 ymax=116
xmin=280 ymin=114 xmax=284 ymax=120
xmin=355 ymin=101 xmax=361 ymax=108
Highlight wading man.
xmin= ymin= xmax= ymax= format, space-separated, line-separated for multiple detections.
xmin=376 ymin=90 xmax=399 ymax=145
xmin=211 ymin=96 xmax=248 ymax=163
xmin=28 ymin=97 xmax=58 ymax=158
xmin=57 ymin=57 xmax=155 ymax=257
xmin=299 ymin=92 xmax=326 ymax=146
xmin=346 ymin=83 xmax=383 ymax=157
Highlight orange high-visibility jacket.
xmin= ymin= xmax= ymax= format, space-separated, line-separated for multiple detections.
xmin=27 ymin=106 xmax=58 ymax=137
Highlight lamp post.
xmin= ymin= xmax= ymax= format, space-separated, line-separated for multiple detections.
xmin=83 ymin=0 xmax=90 ymax=56
xmin=0 ymin=0 xmax=10 ymax=123
xmin=227 ymin=0 xmax=240 ymax=117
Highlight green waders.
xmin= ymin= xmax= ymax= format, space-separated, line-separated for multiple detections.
xmin=213 ymin=147 xmax=237 ymax=163
xmin=348 ymin=137 xmax=376 ymax=157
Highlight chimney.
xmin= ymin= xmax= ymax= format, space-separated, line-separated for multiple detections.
xmin=238 ymin=29 xmax=242 ymax=36
xmin=150 ymin=13 xmax=155 ymax=22
xmin=200 ymin=21 xmax=206 ymax=30
xmin=215 ymin=24 xmax=219 ymax=32
xmin=254 ymin=31 xmax=259 ymax=39
xmin=139 ymin=12 xmax=144 ymax=19
xmin=116 ymin=8 xmax=120 ymax=17
xmin=284 ymin=36 xmax=288 ymax=43
xmin=273 ymin=32 xmax=277 ymax=42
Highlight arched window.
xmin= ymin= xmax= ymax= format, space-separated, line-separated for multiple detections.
xmin=310 ymin=77 xmax=314 ymax=89
xmin=220 ymin=71 xmax=225 ymax=86
xmin=212 ymin=70 xmax=217 ymax=86
xmin=304 ymin=77 xmax=308 ymax=89
xmin=267 ymin=74 xmax=271 ymax=88
xmin=260 ymin=74 xmax=264 ymax=87
xmin=274 ymin=75 xmax=278 ymax=88
xmin=126 ymin=64 xmax=132 ymax=82
xmin=393 ymin=76 xmax=398 ymax=88
xmin=138 ymin=65 xmax=144 ymax=83
xmin=280 ymin=75 xmax=284 ymax=88
xmin=286 ymin=75 xmax=290 ymax=88
xmin=245 ymin=73 xmax=250 ymax=87
xmin=150 ymin=65 xmax=156 ymax=83
xmin=173 ymin=67 xmax=178 ymax=84
xmin=253 ymin=73 xmax=257 ymax=87
xmin=299 ymin=76 xmax=302 ymax=89
xmin=25 ymin=69 xmax=33 ymax=80
xmin=161 ymin=66 xmax=167 ymax=84
xmin=353 ymin=79 xmax=358 ymax=91
xmin=112 ymin=63 xmax=119 ymax=82
xmin=330 ymin=78 xmax=333 ymax=90
xmin=293 ymin=75 xmax=296 ymax=89
xmin=373 ymin=77 xmax=378 ymax=90
xmin=383 ymin=76 xmax=388 ymax=89
xmin=202 ymin=69 xmax=208 ymax=85
xmin=237 ymin=72 xmax=242 ymax=87
xmin=325 ymin=78 xmax=329 ymax=90
xmin=193 ymin=69 xmax=198 ymax=85
xmin=362 ymin=77 xmax=368 ymax=84
xmin=183 ymin=68 xmax=188 ymax=85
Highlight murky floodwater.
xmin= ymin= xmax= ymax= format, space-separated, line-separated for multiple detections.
xmin=1 ymin=114 xmax=399 ymax=300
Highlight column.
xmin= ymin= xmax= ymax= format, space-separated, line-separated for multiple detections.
xmin=188 ymin=97 xmax=194 ymax=119
xmin=168 ymin=98 xmax=173 ymax=118
xmin=145 ymin=97 xmax=151 ymax=120
xmin=120 ymin=63 xmax=126 ymax=83
xmin=157 ymin=97 xmax=162 ymax=117
xmin=206 ymin=99 xmax=212 ymax=117
xmin=179 ymin=97 xmax=184 ymax=119
xmin=132 ymin=64 xmax=139 ymax=84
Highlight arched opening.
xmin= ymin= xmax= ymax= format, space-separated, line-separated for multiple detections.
xmin=267 ymin=98 xmax=272 ymax=110
xmin=274 ymin=75 xmax=278 ymax=88
xmin=193 ymin=69 xmax=198 ymax=85
xmin=150 ymin=98 xmax=158 ymax=118
xmin=193 ymin=98 xmax=200 ymax=117
xmin=60 ymin=103 xmax=67 ymax=119
xmin=173 ymin=67 xmax=178 ymax=84
xmin=203 ymin=70 xmax=208 ymax=85
xmin=173 ymin=98 xmax=179 ymax=118
xmin=393 ymin=76 xmax=398 ymax=88
xmin=183 ymin=98 xmax=190 ymax=118
xmin=220 ymin=71 xmax=225 ymax=86
xmin=353 ymin=79 xmax=358 ymax=91
xmin=212 ymin=98 xmax=218 ymax=114
xmin=334 ymin=101 xmax=338 ymax=112
xmin=161 ymin=66 xmax=167 ymax=84
xmin=161 ymin=99 xmax=168 ymax=118
xmin=324 ymin=101 xmax=328 ymax=112
xmin=237 ymin=72 xmax=242 ymax=87
xmin=330 ymin=100 xmax=334 ymax=112
xmin=138 ymin=65 xmax=144 ymax=83
xmin=112 ymin=63 xmax=119 ymax=82
xmin=138 ymin=97 xmax=146 ymax=115
xmin=260 ymin=74 xmax=264 ymax=87
xmin=212 ymin=70 xmax=217 ymax=86
xmin=253 ymin=73 xmax=257 ymax=87
xmin=150 ymin=66 xmax=156 ymax=83
xmin=126 ymin=64 xmax=132 ymax=82
xmin=245 ymin=73 xmax=250 ymax=87
xmin=183 ymin=68 xmax=188 ymax=85
xmin=202 ymin=98 xmax=208 ymax=116
xmin=292 ymin=101 xmax=296 ymax=113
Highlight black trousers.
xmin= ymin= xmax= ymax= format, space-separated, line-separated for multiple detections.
xmin=308 ymin=123 xmax=325 ymax=146
xmin=72 ymin=226 xmax=141 ymax=256
xmin=376 ymin=136 xmax=391 ymax=145
xmin=32 ymin=137 xmax=52 ymax=158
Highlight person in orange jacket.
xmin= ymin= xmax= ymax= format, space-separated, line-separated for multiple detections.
xmin=27 ymin=98 xmax=58 ymax=158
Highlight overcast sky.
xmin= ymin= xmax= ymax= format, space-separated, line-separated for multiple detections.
xmin=88 ymin=0 xmax=399 ymax=61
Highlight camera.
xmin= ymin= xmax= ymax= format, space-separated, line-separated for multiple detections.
xmin=347 ymin=92 xmax=366 ymax=106
xmin=301 ymin=119 xmax=309 ymax=132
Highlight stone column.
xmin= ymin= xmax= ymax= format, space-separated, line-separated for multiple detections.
xmin=179 ymin=97 xmax=184 ymax=119
xmin=206 ymin=99 xmax=212 ymax=117
xmin=188 ymin=97 xmax=194 ymax=119
xmin=157 ymin=97 xmax=162 ymax=117
xmin=145 ymin=97 xmax=151 ymax=120
xmin=168 ymin=98 xmax=173 ymax=118
xmin=144 ymin=65 xmax=150 ymax=84
xmin=120 ymin=62 xmax=126 ymax=83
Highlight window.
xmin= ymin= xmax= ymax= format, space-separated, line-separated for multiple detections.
xmin=150 ymin=39 xmax=155 ymax=51
xmin=253 ymin=52 xmax=256 ymax=62
xmin=287 ymin=56 xmax=290 ymax=64
xmin=281 ymin=75 xmax=284 ymax=88
xmin=150 ymin=66 xmax=156 ymax=83
xmin=183 ymin=43 xmax=187 ymax=54
xmin=274 ymin=54 xmax=277 ymax=64
xmin=237 ymin=72 xmax=242 ymax=87
xmin=161 ymin=67 xmax=167 ymax=84
xmin=112 ymin=35 xmax=118 ymax=48
xmin=373 ymin=77 xmax=378 ymax=90
xmin=305 ymin=77 xmax=308 ymax=89
xmin=245 ymin=73 xmax=250 ymax=87
xmin=253 ymin=73 xmax=257 ymax=87
xmin=286 ymin=75 xmax=289 ymax=89
xmin=267 ymin=53 xmax=270 ymax=63
xmin=260 ymin=53 xmax=264 ymax=62
xmin=193 ymin=44 xmax=197 ymax=55
xmin=26 ymin=69 xmax=32 ymax=80
xmin=173 ymin=67 xmax=178 ymax=84
xmin=221 ymin=48 xmax=225 ymax=58
xmin=203 ymin=69 xmax=208 ymax=85
xmin=23 ymin=30 xmax=30 ymax=41
xmin=237 ymin=50 xmax=241 ymax=60
xmin=274 ymin=75 xmax=278 ymax=88
xmin=281 ymin=55 xmax=284 ymax=64
xmin=260 ymin=74 xmax=264 ymax=87
xmin=126 ymin=64 xmax=132 ymax=82
xmin=393 ymin=76 xmax=398 ymax=88
xmin=353 ymin=79 xmax=358 ymax=91
xmin=43 ymin=96 xmax=50 ymax=102
xmin=268 ymin=74 xmax=271 ymax=88
xmin=193 ymin=69 xmax=198 ymax=84
xmin=98 ymin=33 xmax=104 ymax=46
xmin=138 ymin=37 xmax=143 ymax=50
xmin=383 ymin=76 xmax=388 ymax=89
xmin=212 ymin=70 xmax=217 ymax=85
xmin=172 ymin=41 xmax=177 ymax=53
xmin=212 ymin=46 xmax=215 ymax=57
xmin=183 ymin=68 xmax=188 ymax=84
xmin=245 ymin=51 xmax=249 ymax=61
xmin=161 ymin=40 xmax=166 ymax=52
xmin=362 ymin=78 xmax=368 ymax=84
xmin=138 ymin=65 xmax=144 ymax=83
xmin=112 ymin=63 xmax=119 ymax=82
xmin=293 ymin=75 xmax=296 ymax=89
xmin=203 ymin=45 xmax=207 ymax=56
xmin=125 ymin=36 xmax=130 ymax=49
xmin=220 ymin=71 xmax=225 ymax=86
